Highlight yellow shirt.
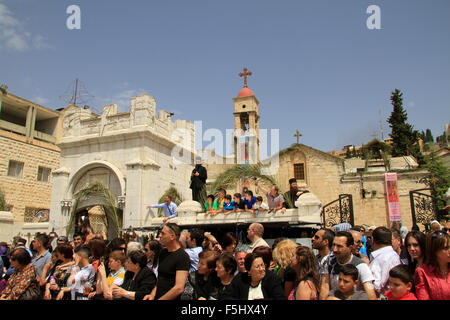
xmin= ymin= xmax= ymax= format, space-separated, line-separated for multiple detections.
xmin=107 ymin=267 xmax=125 ymax=287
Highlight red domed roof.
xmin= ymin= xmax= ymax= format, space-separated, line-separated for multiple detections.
xmin=237 ymin=87 xmax=254 ymax=97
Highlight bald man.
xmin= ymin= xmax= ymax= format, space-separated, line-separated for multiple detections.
xmin=246 ymin=223 xmax=270 ymax=253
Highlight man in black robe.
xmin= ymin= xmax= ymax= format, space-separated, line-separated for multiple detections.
xmin=283 ymin=178 xmax=309 ymax=209
xmin=190 ymin=157 xmax=207 ymax=204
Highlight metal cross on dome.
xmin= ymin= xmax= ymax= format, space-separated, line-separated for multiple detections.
xmin=239 ymin=67 xmax=252 ymax=88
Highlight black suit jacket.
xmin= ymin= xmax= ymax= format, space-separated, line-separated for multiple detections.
xmin=222 ymin=270 xmax=286 ymax=300
xmin=120 ymin=266 xmax=156 ymax=300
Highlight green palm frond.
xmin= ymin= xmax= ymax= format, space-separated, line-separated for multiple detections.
xmin=66 ymin=181 xmax=121 ymax=237
xmin=209 ymin=163 xmax=278 ymax=195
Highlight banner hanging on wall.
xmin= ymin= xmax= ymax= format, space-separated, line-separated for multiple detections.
xmin=385 ymin=173 xmax=402 ymax=221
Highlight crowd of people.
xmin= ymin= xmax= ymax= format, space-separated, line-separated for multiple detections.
xmin=0 ymin=217 xmax=449 ymax=301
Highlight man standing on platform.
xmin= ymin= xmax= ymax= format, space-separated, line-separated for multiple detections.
xmin=148 ymin=195 xmax=178 ymax=223
xmin=256 ymin=182 xmax=286 ymax=214
xmin=190 ymin=157 xmax=207 ymax=204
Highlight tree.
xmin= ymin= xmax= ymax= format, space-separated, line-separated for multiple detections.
xmin=345 ymin=148 xmax=352 ymax=159
xmin=425 ymin=129 xmax=434 ymax=143
xmin=387 ymin=89 xmax=424 ymax=164
xmin=361 ymin=138 xmax=391 ymax=159
xmin=0 ymin=188 xmax=7 ymax=211
xmin=423 ymin=152 xmax=450 ymax=210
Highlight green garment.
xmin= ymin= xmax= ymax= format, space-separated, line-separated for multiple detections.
xmin=205 ymin=201 xmax=218 ymax=211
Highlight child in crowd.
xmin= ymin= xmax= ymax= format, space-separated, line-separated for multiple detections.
xmin=204 ymin=194 xmax=218 ymax=217
xmin=214 ymin=189 xmax=226 ymax=215
xmin=252 ymin=196 xmax=269 ymax=218
xmin=327 ymin=264 xmax=369 ymax=300
xmin=243 ymin=190 xmax=256 ymax=213
xmin=68 ymin=245 xmax=96 ymax=300
xmin=222 ymin=195 xmax=236 ymax=215
xmin=384 ymin=264 xmax=417 ymax=300
xmin=89 ymin=250 xmax=126 ymax=300
xmin=233 ymin=193 xmax=246 ymax=213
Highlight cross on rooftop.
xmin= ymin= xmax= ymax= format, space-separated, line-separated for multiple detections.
xmin=294 ymin=130 xmax=302 ymax=144
xmin=239 ymin=68 xmax=252 ymax=88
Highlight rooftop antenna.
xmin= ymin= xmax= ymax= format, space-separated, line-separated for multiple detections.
xmin=59 ymin=78 xmax=99 ymax=113
xmin=379 ymin=108 xmax=384 ymax=140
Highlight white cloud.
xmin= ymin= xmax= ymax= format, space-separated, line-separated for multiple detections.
xmin=0 ymin=3 xmax=50 ymax=52
xmin=33 ymin=96 xmax=50 ymax=105
xmin=93 ymin=88 xmax=148 ymax=112
xmin=407 ymin=101 xmax=416 ymax=109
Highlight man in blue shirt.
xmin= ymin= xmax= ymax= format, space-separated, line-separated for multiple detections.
xmin=185 ymin=228 xmax=204 ymax=273
xmin=148 ymin=195 xmax=178 ymax=223
xmin=243 ymin=190 xmax=256 ymax=212
xmin=31 ymin=233 xmax=52 ymax=278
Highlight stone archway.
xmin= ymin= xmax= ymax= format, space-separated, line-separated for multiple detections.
xmin=65 ymin=161 xmax=126 ymax=239
xmin=65 ymin=160 xmax=126 ymax=200
xmin=67 ymin=181 xmax=123 ymax=239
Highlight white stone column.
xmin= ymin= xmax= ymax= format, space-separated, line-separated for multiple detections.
xmin=0 ymin=211 xmax=15 ymax=242
xmin=49 ymin=167 xmax=71 ymax=236
xmin=124 ymin=160 xmax=145 ymax=229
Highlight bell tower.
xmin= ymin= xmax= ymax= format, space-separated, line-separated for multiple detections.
xmin=233 ymin=68 xmax=260 ymax=164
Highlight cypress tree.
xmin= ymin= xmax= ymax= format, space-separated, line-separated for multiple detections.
xmin=387 ymin=89 xmax=424 ymax=163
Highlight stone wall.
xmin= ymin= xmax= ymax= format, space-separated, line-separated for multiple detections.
xmin=340 ymin=171 xmax=429 ymax=229
xmin=0 ymin=133 xmax=60 ymax=241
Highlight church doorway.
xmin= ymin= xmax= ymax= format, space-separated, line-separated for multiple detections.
xmin=67 ymin=181 xmax=123 ymax=240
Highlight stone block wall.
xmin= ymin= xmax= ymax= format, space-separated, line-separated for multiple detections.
xmin=0 ymin=134 xmax=60 ymax=221
xmin=0 ymin=133 xmax=60 ymax=241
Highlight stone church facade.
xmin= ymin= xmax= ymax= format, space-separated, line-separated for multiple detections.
xmin=48 ymin=94 xmax=196 ymax=237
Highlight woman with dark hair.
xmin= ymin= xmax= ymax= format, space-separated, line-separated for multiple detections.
xmin=88 ymin=237 xmax=106 ymax=273
xmin=111 ymin=250 xmax=156 ymax=300
xmin=189 ymin=250 xmax=221 ymax=300
xmin=145 ymin=239 xmax=162 ymax=277
xmin=223 ymin=253 xmax=285 ymax=300
xmin=0 ymin=248 xmax=39 ymax=300
xmin=405 ymin=231 xmax=427 ymax=279
xmin=290 ymin=246 xmax=320 ymax=300
xmin=44 ymin=244 xmax=75 ymax=300
xmin=108 ymin=237 xmax=127 ymax=252
xmin=252 ymin=246 xmax=276 ymax=271
xmin=215 ymin=252 xmax=237 ymax=299
xmin=221 ymin=232 xmax=238 ymax=254
xmin=415 ymin=230 xmax=450 ymax=300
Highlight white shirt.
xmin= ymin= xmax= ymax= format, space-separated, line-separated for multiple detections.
xmin=247 ymin=237 xmax=270 ymax=253
xmin=253 ymin=202 xmax=269 ymax=210
xmin=369 ymin=246 xmax=401 ymax=295
xmin=248 ymin=281 xmax=264 ymax=300
xmin=70 ymin=264 xmax=95 ymax=300
xmin=323 ymin=254 xmax=375 ymax=292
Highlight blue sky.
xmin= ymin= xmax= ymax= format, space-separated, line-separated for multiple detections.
xmin=1 ymin=0 xmax=449 ymax=155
